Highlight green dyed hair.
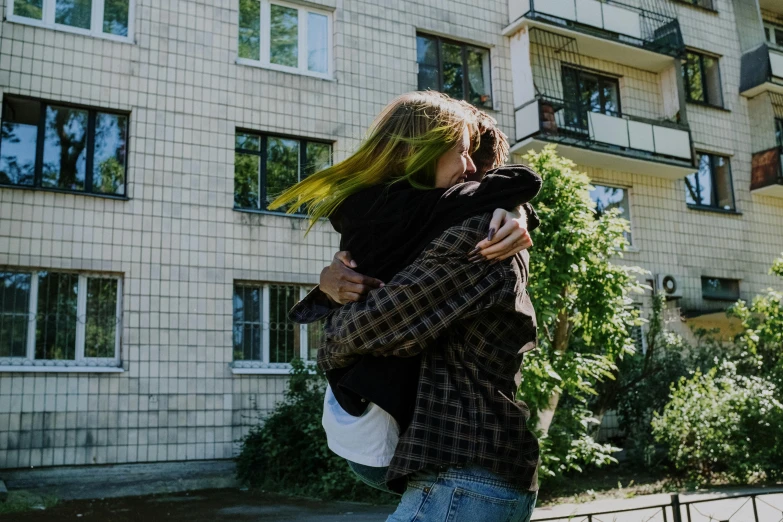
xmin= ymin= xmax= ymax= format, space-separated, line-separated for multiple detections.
xmin=268 ymin=91 xmax=477 ymax=231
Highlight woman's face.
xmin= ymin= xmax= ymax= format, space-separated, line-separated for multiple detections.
xmin=434 ymin=127 xmax=476 ymax=189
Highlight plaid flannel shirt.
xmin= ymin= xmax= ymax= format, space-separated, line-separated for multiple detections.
xmin=290 ymin=213 xmax=540 ymax=492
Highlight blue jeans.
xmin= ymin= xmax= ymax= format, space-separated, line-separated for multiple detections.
xmin=348 ymin=461 xmax=398 ymax=495
xmin=386 ymin=465 xmax=537 ymax=522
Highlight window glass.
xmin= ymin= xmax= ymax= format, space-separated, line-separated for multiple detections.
xmin=55 ymin=0 xmax=93 ymax=29
xmin=93 ymin=113 xmax=127 ymax=195
xmin=442 ymin=42 xmax=465 ymax=101
xmin=307 ymin=12 xmax=328 ymax=73
xmin=234 ymin=152 xmax=260 ymax=209
xmin=467 ymin=47 xmax=492 ymax=109
xmin=265 ymin=137 xmax=299 ymax=210
xmin=703 ymin=55 xmax=723 ymax=107
xmin=233 ymin=285 xmax=262 ymax=361
xmin=685 ymin=153 xmax=734 ymax=210
xmin=702 ymin=277 xmax=740 ymax=301
xmin=305 ymin=141 xmax=331 ymax=178
xmin=268 ymin=285 xmax=299 ymax=363
xmin=103 ymin=0 xmax=129 ymax=36
xmin=35 ymin=271 xmax=79 ymax=361
xmin=684 ymin=53 xmax=705 ymax=103
xmin=84 ymin=278 xmax=118 ymax=358
xmin=0 ymin=272 xmax=32 ymax=358
xmin=590 ymin=185 xmax=633 ymax=244
xmin=42 ymin=105 xmax=88 ymax=191
xmin=13 ymin=0 xmax=43 ymax=20
xmin=0 ymin=97 xmax=39 ymax=186
xmin=238 ymin=0 xmax=261 ymax=60
xmin=270 ymin=4 xmax=299 ymax=68
xmin=417 ymin=35 xmax=439 ymax=92
xmin=415 ymin=34 xmax=493 ymax=107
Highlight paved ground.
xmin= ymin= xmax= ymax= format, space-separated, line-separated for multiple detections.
xmin=4 ymin=486 xmax=783 ymax=522
xmin=2 ymin=489 xmax=395 ymax=521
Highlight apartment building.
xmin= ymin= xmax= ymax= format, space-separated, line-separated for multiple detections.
xmin=505 ymin=0 xmax=783 ymax=341
xmin=0 ymin=0 xmax=514 ymax=469
xmin=0 ymin=0 xmax=781 ymax=470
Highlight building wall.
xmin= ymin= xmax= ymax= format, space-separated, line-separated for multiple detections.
xmin=517 ymin=0 xmax=783 ymax=337
xmin=0 ymin=0 xmax=516 ymax=468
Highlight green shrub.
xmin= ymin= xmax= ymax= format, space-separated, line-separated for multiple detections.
xmin=235 ymin=358 xmax=397 ymax=502
xmin=651 ymin=361 xmax=783 ymax=484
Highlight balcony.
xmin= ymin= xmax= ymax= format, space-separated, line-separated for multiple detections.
xmin=751 ymin=147 xmax=783 ymax=197
xmin=740 ymin=44 xmax=783 ymax=96
xmin=504 ymin=0 xmax=684 ymax=72
xmin=510 ymin=29 xmax=695 ymax=178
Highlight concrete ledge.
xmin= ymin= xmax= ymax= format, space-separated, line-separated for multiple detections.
xmin=1 ymin=460 xmax=239 ymax=500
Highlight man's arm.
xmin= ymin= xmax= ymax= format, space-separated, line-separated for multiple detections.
xmin=319 ymin=214 xmax=510 ymax=371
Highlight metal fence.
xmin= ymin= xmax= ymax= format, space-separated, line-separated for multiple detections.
xmin=533 ymin=490 xmax=783 ymax=522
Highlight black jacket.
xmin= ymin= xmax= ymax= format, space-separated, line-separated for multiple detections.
xmin=306 ymin=165 xmax=542 ymax=431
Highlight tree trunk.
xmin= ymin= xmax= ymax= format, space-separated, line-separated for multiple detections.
xmin=536 ymin=304 xmax=570 ymax=435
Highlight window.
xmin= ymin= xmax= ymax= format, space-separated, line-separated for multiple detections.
xmin=232 ymin=283 xmax=322 ymax=370
xmin=682 ymin=51 xmax=723 ymax=107
xmin=416 ymin=33 xmax=493 ymax=109
xmin=685 ymin=153 xmax=735 ymax=211
xmin=764 ymin=22 xmax=783 ymax=47
xmin=776 ymin=118 xmax=783 ymax=148
xmin=589 ymin=184 xmax=633 ymax=245
xmin=238 ymin=0 xmax=332 ymax=78
xmin=0 ymin=270 xmax=121 ymax=368
xmin=701 ymin=277 xmax=740 ymax=301
xmin=630 ymin=304 xmax=646 ymax=354
xmin=7 ymin=0 xmax=132 ymax=40
xmin=562 ymin=66 xmax=621 ymax=132
xmin=234 ymin=131 xmax=331 ymax=213
xmin=0 ymin=96 xmax=129 ymax=197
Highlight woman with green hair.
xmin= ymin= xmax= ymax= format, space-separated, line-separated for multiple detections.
xmin=272 ymin=92 xmax=541 ymax=517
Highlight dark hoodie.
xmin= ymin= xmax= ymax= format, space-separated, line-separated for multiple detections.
xmin=318 ymin=165 xmax=542 ymax=431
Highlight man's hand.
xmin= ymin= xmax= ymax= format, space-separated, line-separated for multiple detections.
xmin=320 ymin=251 xmax=385 ymax=305
xmin=468 ymin=208 xmax=533 ymax=262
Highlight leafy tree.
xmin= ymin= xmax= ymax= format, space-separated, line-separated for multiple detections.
xmin=13 ymin=0 xmax=43 ymax=20
xmin=652 ymin=254 xmax=783 ymax=484
xmin=728 ymin=253 xmax=783 ymax=388
xmin=519 ymin=146 xmax=646 ymax=478
xmin=652 ymin=362 xmax=783 ymax=484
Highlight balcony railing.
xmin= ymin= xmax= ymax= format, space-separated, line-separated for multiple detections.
xmin=509 ymin=0 xmax=684 ymax=57
xmin=751 ymin=146 xmax=783 ymax=196
xmin=516 ymin=97 xmax=693 ymax=165
xmin=740 ymin=44 xmax=783 ymax=96
xmin=511 ymin=28 xmax=694 ymax=177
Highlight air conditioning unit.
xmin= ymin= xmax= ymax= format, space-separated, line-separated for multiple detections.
xmin=656 ymin=274 xmax=683 ymax=299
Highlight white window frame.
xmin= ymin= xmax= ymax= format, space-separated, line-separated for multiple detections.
xmin=231 ymin=284 xmax=317 ymax=375
xmin=6 ymin=0 xmax=135 ymax=44
xmin=0 ymin=270 xmax=123 ymax=372
xmin=236 ymin=0 xmax=334 ymax=80
xmin=765 ymin=22 xmax=783 ymax=47
xmin=589 ymin=183 xmax=636 ymax=249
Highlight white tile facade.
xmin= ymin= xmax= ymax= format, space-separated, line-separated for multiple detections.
xmin=0 ymin=0 xmax=516 ymax=468
xmin=0 ymin=0 xmax=781 ymax=470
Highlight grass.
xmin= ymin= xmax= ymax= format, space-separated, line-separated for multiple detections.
xmin=537 ymin=462 xmax=678 ymax=506
xmin=0 ymin=491 xmax=59 ymax=515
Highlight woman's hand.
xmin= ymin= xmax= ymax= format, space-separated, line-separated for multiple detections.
xmin=468 ymin=208 xmax=533 ymax=262
xmin=320 ymin=251 xmax=385 ymax=305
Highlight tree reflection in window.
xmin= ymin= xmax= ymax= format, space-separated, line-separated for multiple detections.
xmin=233 ymin=131 xmax=332 ymax=213
xmin=0 ymin=97 xmax=128 ymax=196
